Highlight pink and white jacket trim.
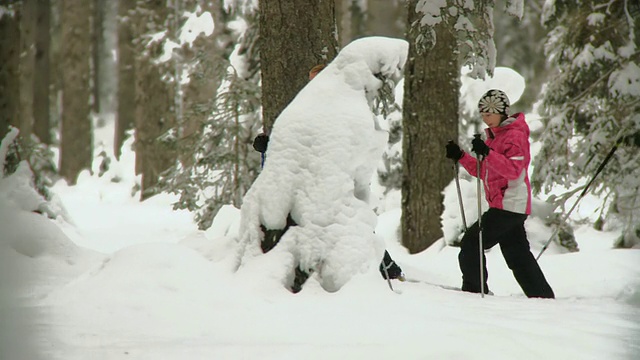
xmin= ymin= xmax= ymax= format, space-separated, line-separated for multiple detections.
xmin=459 ymin=112 xmax=532 ymax=215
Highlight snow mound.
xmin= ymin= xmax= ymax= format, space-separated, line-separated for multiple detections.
xmin=0 ymin=161 xmax=84 ymax=261
xmin=237 ymin=37 xmax=409 ymax=292
xmin=0 ymin=162 xmax=48 ymax=213
xmin=0 ymin=167 xmax=105 ymax=300
xmin=0 ymin=205 xmax=79 ymax=260
xmin=43 ymin=243 xmax=244 ymax=339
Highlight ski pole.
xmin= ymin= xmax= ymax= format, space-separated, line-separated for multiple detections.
xmin=536 ymin=138 xmax=621 ymax=260
xmin=449 ymin=141 xmax=468 ymax=232
xmin=380 ymin=261 xmax=395 ymax=292
xmin=474 ymin=134 xmax=485 ymax=298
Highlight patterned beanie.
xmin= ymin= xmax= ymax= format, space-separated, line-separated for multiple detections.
xmin=478 ymin=89 xmax=510 ymax=115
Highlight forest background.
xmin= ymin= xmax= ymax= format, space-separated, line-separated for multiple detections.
xmin=1 ymin=0 xmax=638 ymax=253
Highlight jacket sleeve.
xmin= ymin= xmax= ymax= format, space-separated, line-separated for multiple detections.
xmin=458 ymin=151 xmax=479 ymax=177
xmin=485 ymin=137 xmax=528 ymax=180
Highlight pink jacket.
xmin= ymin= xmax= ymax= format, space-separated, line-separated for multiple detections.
xmin=459 ymin=112 xmax=532 ymax=215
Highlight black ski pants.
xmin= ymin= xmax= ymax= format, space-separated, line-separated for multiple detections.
xmin=458 ymin=208 xmax=555 ymax=298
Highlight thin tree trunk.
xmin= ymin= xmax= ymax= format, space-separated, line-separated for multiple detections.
xmin=135 ymin=58 xmax=176 ymax=199
xmin=0 ymin=3 xmax=20 ymax=141
xmin=92 ymin=0 xmax=103 ymax=115
xmin=59 ymin=0 xmax=93 ymax=184
xmin=402 ymin=6 xmax=459 ymax=253
xmin=115 ymin=0 xmax=136 ymax=159
xmin=49 ymin=0 xmax=63 ymax=132
xmin=259 ymin=0 xmax=338 ymax=132
xmin=365 ymin=0 xmax=405 ymax=38
xmin=335 ymin=0 xmax=353 ymax=48
xmin=178 ymin=0 xmax=227 ymax=167
xmin=133 ymin=1 xmax=177 ymax=200
xmin=19 ymin=0 xmax=37 ymax=139
xmin=33 ymin=0 xmax=51 ymax=144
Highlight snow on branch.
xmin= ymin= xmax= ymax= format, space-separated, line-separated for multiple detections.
xmin=413 ymin=0 xmax=523 ymax=79
xmin=0 ymin=127 xmax=19 ymax=178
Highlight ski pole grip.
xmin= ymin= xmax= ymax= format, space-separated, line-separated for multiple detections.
xmin=473 ymin=134 xmax=483 ymax=160
xmin=447 ymin=140 xmax=460 ymax=164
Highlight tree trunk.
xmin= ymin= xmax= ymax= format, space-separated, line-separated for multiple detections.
xmin=179 ymin=0 xmax=228 ymax=167
xmin=0 ymin=3 xmax=20 ymax=141
xmin=19 ymin=0 xmax=37 ymax=139
xmin=59 ymin=0 xmax=93 ymax=184
xmin=336 ymin=0 xmax=367 ymax=48
xmin=33 ymin=0 xmax=51 ymax=144
xmin=402 ymin=6 xmax=459 ymax=253
xmin=259 ymin=0 xmax=338 ymax=132
xmin=92 ymin=0 xmax=103 ymax=115
xmin=115 ymin=0 xmax=136 ymax=159
xmin=133 ymin=1 xmax=177 ymax=200
xmin=135 ymin=58 xmax=176 ymax=199
xmin=365 ymin=0 xmax=405 ymax=39
xmin=49 ymin=0 xmax=62 ymax=132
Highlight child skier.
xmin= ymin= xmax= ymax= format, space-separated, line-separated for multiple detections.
xmin=445 ymin=89 xmax=554 ymax=298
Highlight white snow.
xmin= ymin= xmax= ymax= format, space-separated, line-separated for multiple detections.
xmin=415 ymin=0 xmax=447 ymax=27
xmin=1 ymin=36 xmax=639 ymax=360
xmin=609 ymin=61 xmax=640 ymax=97
xmin=236 ymin=37 xmax=408 ymax=292
xmin=179 ymin=7 xmax=214 ymax=46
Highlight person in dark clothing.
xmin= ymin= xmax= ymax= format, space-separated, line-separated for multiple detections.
xmin=445 ymin=89 xmax=554 ymax=298
xmin=379 ymin=250 xmax=404 ymax=280
xmin=253 ymin=64 xmax=405 ymax=282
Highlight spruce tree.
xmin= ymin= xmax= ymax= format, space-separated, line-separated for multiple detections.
xmin=533 ymin=0 xmax=640 ymax=248
xmin=158 ymin=5 xmax=262 ymax=230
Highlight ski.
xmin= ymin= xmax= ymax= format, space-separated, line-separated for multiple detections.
xmin=403 ymin=277 xmax=462 ymax=292
xmin=403 ymin=277 xmax=498 ymax=295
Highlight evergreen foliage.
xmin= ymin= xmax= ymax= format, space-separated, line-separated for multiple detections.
xmin=533 ymin=0 xmax=640 ymax=248
xmin=1 ymin=127 xmax=56 ymax=202
xmin=413 ymin=0 xmax=524 ymax=79
xmin=378 ymin=107 xmax=403 ymax=191
xmin=158 ymin=10 xmax=262 ymax=230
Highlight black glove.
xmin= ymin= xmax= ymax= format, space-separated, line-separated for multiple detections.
xmin=445 ymin=141 xmax=464 ymax=161
xmin=252 ymin=133 xmax=269 ymax=153
xmin=471 ymin=136 xmax=490 ymax=156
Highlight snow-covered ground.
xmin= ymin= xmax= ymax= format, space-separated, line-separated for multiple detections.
xmin=1 ymin=135 xmax=639 ymax=360
xmin=1 ymin=178 xmax=639 ymax=360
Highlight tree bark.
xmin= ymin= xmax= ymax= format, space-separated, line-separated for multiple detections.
xmin=259 ymin=0 xmax=338 ymax=132
xmin=92 ymin=0 xmax=103 ymax=115
xmin=179 ymin=0 xmax=227 ymax=167
xmin=115 ymin=0 xmax=136 ymax=159
xmin=402 ymin=5 xmax=459 ymax=253
xmin=49 ymin=0 xmax=62 ymax=131
xmin=0 ymin=3 xmax=20 ymax=141
xmin=364 ymin=0 xmax=405 ymax=39
xmin=59 ymin=0 xmax=93 ymax=184
xmin=133 ymin=0 xmax=177 ymax=200
xmin=33 ymin=0 xmax=51 ymax=144
xmin=335 ymin=0 xmax=358 ymax=48
xmin=19 ymin=0 xmax=37 ymax=139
